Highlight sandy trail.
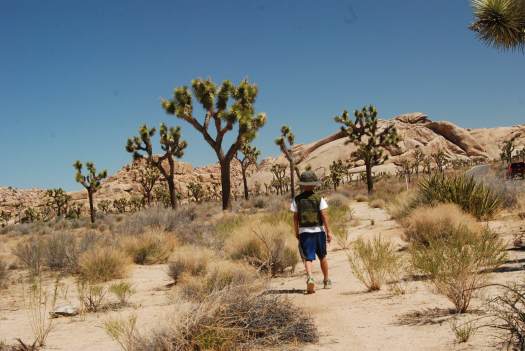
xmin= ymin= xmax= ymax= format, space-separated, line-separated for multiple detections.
xmin=271 ymin=202 xmax=522 ymax=351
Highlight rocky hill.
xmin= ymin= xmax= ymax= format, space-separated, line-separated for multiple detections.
xmin=1 ymin=112 xmax=524 ymax=219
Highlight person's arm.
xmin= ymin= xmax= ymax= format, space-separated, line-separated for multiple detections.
xmin=293 ymin=213 xmax=300 ymax=239
xmin=320 ymin=209 xmax=332 ymax=243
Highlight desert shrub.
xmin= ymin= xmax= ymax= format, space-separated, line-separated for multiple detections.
xmin=12 ymin=237 xmax=45 ymax=276
xmin=369 ymin=198 xmax=385 ymax=209
xmin=78 ymin=246 xmax=130 ymax=282
xmin=121 ymin=229 xmax=176 ymax=265
xmin=179 ymin=261 xmax=260 ymax=302
xmin=347 ymin=236 xmax=402 ymax=291
xmin=402 ymin=204 xmax=481 ymax=246
xmin=410 ymin=226 xmax=506 ymax=313
xmin=214 ymin=214 xmax=246 ymax=238
xmin=167 ymin=246 xmax=214 ymax=283
xmin=487 ymin=282 xmax=525 ymax=349
xmin=450 ymin=318 xmax=475 ymax=344
xmin=416 ymin=173 xmax=503 ymax=219
xmin=226 ymin=219 xmax=298 ymax=276
xmin=114 ymin=205 xmax=210 ymax=236
xmin=103 ymin=314 xmax=139 ymax=351
xmin=354 ymin=194 xmax=368 ymax=202
xmin=387 ymin=190 xmax=417 ymax=219
xmin=328 ymin=197 xmax=352 ymax=249
xmin=77 ymin=280 xmax=107 ymax=312
xmin=44 ymin=232 xmax=79 ymax=273
xmin=0 ymin=259 xmax=7 ymax=288
xmin=109 ymin=281 xmax=135 ymax=306
xmin=134 ymin=287 xmax=318 ymax=350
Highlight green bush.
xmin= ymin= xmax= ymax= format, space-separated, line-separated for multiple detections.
xmin=410 ymin=226 xmax=506 ymax=313
xmin=416 ymin=174 xmax=503 ymax=219
xmin=347 ymin=236 xmax=402 ymax=291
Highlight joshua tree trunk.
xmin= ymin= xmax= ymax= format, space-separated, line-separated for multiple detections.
xmin=166 ymin=177 xmax=177 ymax=209
xmin=365 ymin=161 xmax=374 ymax=195
xmin=220 ymin=159 xmax=232 ymax=210
xmin=241 ymin=168 xmax=249 ymax=201
xmin=88 ymin=190 xmax=95 ymax=224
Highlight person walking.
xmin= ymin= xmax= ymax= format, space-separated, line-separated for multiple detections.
xmin=290 ymin=170 xmax=333 ymax=294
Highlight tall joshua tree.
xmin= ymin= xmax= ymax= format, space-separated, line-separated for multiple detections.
xmin=73 ymin=161 xmax=107 ymax=223
xmin=45 ymin=188 xmax=71 ymax=218
xmin=161 ymin=78 xmax=266 ymax=210
xmin=413 ymin=148 xmax=425 ymax=176
xmin=236 ymin=143 xmax=260 ymax=200
xmin=275 ymin=125 xmax=298 ymax=198
xmin=126 ymin=124 xmax=187 ymax=209
xmin=335 ymin=105 xmax=400 ymax=194
xmin=470 ymin=0 xmax=525 ymax=51
xmin=431 ymin=150 xmax=447 ymax=173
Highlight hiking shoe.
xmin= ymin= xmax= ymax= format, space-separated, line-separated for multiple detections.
xmin=323 ymin=279 xmax=332 ymax=289
xmin=306 ymin=276 xmax=316 ymax=294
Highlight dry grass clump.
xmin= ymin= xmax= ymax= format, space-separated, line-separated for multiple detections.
xmin=347 ymin=236 xmax=402 ymax=291
xmin=13 ymin=237 xmax=45 ymax=276
xmin=121 ymin=228 xmax=177 ymax=265
xmin=354 ymin=194 xmax=368 ymax=202
xmin=369 ymin=198 xmax=385 ymax=209
xmin=168 ymin=246 xmax=215 ymax=283
xmin=78 ymin=246 xmax=131 ymax=282
xmin=387 ymin=190 xmax=417 ymax=220
xmin=225 ymin=219 xmax=298 ymax=276
xmin=402 ymin=204 xmax=481 ymax=246
xmin=134 ymin=287 xmax=318 ymax=351
xmin=409 ymin=208 xmax=506 ymax=313
xmin=179 ymin=261 xmax=260 ymax=302
xmin=44 ymin=232 xmax=80 ymax=273
xmin=0 ymin=259 xmax=8 ymax=288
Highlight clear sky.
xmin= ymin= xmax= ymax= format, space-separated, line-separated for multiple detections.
xmin=1 ymin=0 xmax=524 ymax=191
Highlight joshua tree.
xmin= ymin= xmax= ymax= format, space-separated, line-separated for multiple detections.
xmin=431 ymin=150 xmax=448 ymax=173
xmin=66 ymin=203 xmax=83 ymax=220
xmin=22 ymin=207 xmax=39 ymax=223
xmin=0 ymin=210 xmax=11 ymax=227
xmin=335 ymin=105 xmax=400 ymax=194
xmin=270 ymin=164 xmax=288 ymax=195
xmin=73 ymin=161 xmax=107 ymax=223
xmin=45 ymin=188 xmax=71 ymax=218
xmin=275 ymin=125 xmax=299 ymax=198
xmin=113 ymin=198 xmax=128 ymax=214
xmin=412 ymin=148 xmax=425 ymax=176
xmin=329 ymin=160 xmax=347 ymax=190
xmin=131 ymin=162 xmax=161 ymax=206
xmin=469 ymin=0 xmax=525 ymax=51
xmin=236 ymin=143 xmax=260 ymax=200
xmin=161 ymin=78 xmax=266 ymax=210
xmin=126 ymin=124 xmax=187 ymax=209
xmin=97 ymin=200 xmax=112 ymax=214
xmin=500 ymin=135 xmax=519 ymax=164
xmin=188 ymin=182 xmax=205 ymax=203
xmin=396 ymin=158 xmax=414 ymax=183
xmin=422 ymin=156 xmax=432 ymax=174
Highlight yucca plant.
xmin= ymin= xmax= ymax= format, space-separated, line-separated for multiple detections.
xmin=470 ymin=0 xmax=525 ymax=51
xmin=417 ymin=174 xmax=503 ymax=219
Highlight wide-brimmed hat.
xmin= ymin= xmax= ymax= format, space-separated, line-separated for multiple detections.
xmin=298 ymin=171 xmax=320 ymax=186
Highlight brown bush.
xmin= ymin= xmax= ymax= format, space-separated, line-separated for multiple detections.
xmin=121 ymin=228 xmax=177 ymax=265
xmin=369 ymin=198 xmax=385 ymax=209
xmin=168 ymin=246 xmax=215 ymax=283
xmin=402 ymin=204 xmax=481 ymax=246
xmin=179 ymin=261 xmax=260 ymax=302
xmin=134 ymin=286 xmax=318 ymax=350
xmin=0 ymin=259 xmax=7 ymax=288
xmin=44 ymin=232 xmax=80 ymax=273
xmin=12 ymin=237 xmax=45 ymax=276
xmin=226 ymin=219 xmax=298 ymax=276
xmin=79 ymin=246 xmax=131 ymax=283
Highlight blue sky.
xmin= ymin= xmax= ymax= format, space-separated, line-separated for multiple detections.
xmin=1 ymin=0 xmax=524 ymax=190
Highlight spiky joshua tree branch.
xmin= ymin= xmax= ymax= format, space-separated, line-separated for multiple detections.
xmin=275 ymin=125 xmax=298 ymax=198
xmin=236 ymin=143 xmax=260 ymax=200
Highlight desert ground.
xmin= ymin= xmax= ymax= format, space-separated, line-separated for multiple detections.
xmin=1 ymin=174 xmax=524 ymax=350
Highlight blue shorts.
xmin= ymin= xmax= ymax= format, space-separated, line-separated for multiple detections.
xmin=298 ymin=231 xmax=327 ymax=261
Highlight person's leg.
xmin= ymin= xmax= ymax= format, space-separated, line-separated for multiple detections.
xmin=317 ymin=231 xmax=331 ymax=287
xmin=320 ymin=256 xmax=329 ymax=280
xmin=305 ymin=260 xmax=313 ymax=277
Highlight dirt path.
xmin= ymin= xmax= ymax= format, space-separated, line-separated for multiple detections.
xmin=271 ymin=202 xmax=521 ymax=351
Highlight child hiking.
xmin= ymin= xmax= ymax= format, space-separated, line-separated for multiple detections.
xmin=290 ymin=170 xmax=333 ymax=294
